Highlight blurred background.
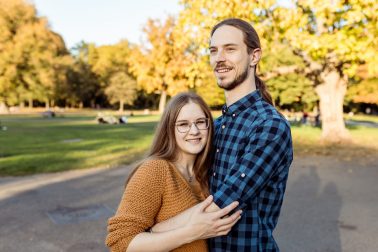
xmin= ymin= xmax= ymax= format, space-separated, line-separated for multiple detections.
xmin=0 ymin=0 xmax=377 ymax=251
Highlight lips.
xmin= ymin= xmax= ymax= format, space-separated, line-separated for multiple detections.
xmin=215 ymin=67 xmax=233 ymax=73
xmin=186 ymin=138 xmax=201 ymax=144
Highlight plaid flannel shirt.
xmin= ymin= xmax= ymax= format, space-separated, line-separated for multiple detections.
xmin=209 ymin=90 xmax=293 ymax=252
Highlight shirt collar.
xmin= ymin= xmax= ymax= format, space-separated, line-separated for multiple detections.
xmin=221 ymin=90 xmax=262 ymax=116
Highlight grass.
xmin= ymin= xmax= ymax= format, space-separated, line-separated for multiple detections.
xmin=0 ymin=114 xmax=159 ymax=176
xmin=292 ymin=124 xmax=378 ymax=161
xmin=345 ymin=113 xmax=378 ymax=123
xmin=0 ymin=112 xmax=377 ymax=176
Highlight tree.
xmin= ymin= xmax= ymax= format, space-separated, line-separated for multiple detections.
xmin=105 ymin=72 xmax=137 ymax=112
xmin=65 ymin=42 xmax=101 ymax=108
xmin=277 ymin=0 xmax=377 ymax=141
xmin=86 ymin=41 xmax=137 ymax=108
xmin=175 ymin=0 xmax=378 ymax=142
xmin=346 ymin=78 xmax=378 ymax=105
xmin=129 ymin=17 xmax=192 ymax=113
xmin=0 ymin=0 xmax=70 ymax=109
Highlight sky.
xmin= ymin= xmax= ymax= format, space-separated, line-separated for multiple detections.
xmin=31 ymin=0 xmax=292 ymax=50
xmin=31 ymin=0 xmax=182 ymax=49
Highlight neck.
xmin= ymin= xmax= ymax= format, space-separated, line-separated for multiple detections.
xmin=175 ymin=153 xmax=195 ymax=175
xmin=224 ymin=72 xmax=256 ymax=106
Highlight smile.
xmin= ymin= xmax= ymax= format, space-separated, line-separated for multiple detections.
xmin=186 ymin=138 xmax=202 ymax=143
xmin=216 ymin=67 xmax=232 ymax=73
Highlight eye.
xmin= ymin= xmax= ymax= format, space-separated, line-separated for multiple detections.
xmin=209 ymin=48 xmax=217 ymax=54
xmin=177 ymin=122 xmax=190 ymax=127
xmin=196 ymin=119 xmax=207 ymax=125
xmin=226 ymin=47 xmax=235 ymax=52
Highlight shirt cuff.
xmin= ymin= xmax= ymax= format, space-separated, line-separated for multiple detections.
xmin=213 ymin=186 xmax=242 ymax=210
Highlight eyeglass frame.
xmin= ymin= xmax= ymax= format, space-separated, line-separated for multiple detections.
xmin=175 ymin=118 xmax=210 ymax=133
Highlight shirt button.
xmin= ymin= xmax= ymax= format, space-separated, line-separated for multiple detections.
xmin=216 ymin=149 xmax=220 ymax=153
xmin=222 ymin=125 xmax=225 ymax=129
xmin=213 ymin=172 xmax=216 ymax=176
xmin=232 ymin=113 xmax=236 ymax=117
xmin=241 ymin=173 xmax=246 ymax=178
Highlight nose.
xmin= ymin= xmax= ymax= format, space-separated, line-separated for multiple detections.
xmin=188 ymin=122 xmax=200 ymax=134
xmin=215 ymin=49 xmax=226 ymax=62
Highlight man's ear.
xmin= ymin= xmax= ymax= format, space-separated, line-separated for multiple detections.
xmin=249 ymin=48 xmax=261 ymax=67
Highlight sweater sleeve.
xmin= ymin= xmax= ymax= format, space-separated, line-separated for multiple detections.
xmin=105 ymin=160 xmax=167 ymax=252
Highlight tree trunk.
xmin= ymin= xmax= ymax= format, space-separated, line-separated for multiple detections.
xmin=28 ymin=97 xmax=33 ymax=109
xmin=45 ymin=99 xmax=50 ymax=109
xmin=315 ymin=70 xmax=350 ymax=142
xmin=119 ymin=100 xmax=124 ymax=112
xmin=158 ymin=90 xmax=167 ymax=114
xmin=0 ymin=101 xmax=9 ymax=114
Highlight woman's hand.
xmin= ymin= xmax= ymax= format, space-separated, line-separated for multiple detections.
xmin=184 ymin=195 xmax=242 ymax=241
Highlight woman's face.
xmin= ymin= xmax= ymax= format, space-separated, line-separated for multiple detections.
xmin=174 ymin=102 xmax=209 ymax=157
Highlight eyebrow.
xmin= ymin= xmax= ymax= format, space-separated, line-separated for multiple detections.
xmin=176 ymin=117 xmax=207 ymax=122
xmin=209 ymin=43 xmax=239 ymax=50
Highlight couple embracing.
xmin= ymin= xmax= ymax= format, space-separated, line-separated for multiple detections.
xmin=106 ymin=18 xmax=293 ymax=252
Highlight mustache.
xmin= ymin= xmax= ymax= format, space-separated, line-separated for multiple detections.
xmin=215 ymin=63 xmax=232 ymax=70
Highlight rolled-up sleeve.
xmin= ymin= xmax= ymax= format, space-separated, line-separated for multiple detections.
xmin=213 ymin=118 xmax=292 ymax=209
xmin=106 ymin=160 xmax=166 ymax=252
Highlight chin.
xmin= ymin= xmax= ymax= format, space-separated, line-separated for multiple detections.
xmin=217 ymin=80 xmax=232 ymax=89
xmin=186 ymin=145 xmax=206 ymax=155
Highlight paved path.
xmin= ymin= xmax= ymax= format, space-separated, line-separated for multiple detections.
xmin=0 ymin=156 xmax=377 ymax=252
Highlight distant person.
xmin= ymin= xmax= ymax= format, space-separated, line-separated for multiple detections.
xmin=302 ymin=111 xmax=309 ymax=125
xmin=119 ymin=116 xmax=127 ymax=124
xmin=106 ymin=92 xmax=241 ymax=252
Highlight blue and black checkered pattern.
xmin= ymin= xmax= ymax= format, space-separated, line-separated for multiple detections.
xmin=209 ymin=90 xmax=293 ymax=252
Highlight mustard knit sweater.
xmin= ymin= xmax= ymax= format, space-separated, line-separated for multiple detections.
xmin=106 ymin=159 xmax=208 ymax=252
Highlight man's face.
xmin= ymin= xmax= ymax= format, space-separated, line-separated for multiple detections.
xmin=209 ymin=25 xmax=252 ymax=91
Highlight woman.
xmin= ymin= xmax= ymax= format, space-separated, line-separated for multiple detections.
xmin=106 ymin=92 xmax=242 ymax=252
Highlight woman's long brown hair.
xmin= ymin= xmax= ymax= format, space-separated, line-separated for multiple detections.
xmin=126 ymin=92 xmax=214 ymax=196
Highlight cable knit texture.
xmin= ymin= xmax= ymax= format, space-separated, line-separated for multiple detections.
xmin=106 ymin=159 xmax=208 ymax=252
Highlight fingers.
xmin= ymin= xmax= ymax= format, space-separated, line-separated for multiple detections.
xmin=199 ymin=195 xmax=213 ymax=211
xmin=217 ymin=212 xmax=242 ymax=233
xmin=215 ymin=209 xmax=242 ymax=229
xmin=213 ymin=201 xmax=239 ymax=219
xmin=213 ymin=211 xmax=242 ymax=237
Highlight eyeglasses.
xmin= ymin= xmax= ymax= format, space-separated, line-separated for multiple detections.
xmin=175 ymin=118 xmax=210 ymax=133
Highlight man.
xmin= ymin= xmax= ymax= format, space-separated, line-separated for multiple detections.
xmin=149 ymin=18 xmax=292 ymax=252
xmin=207 ymin=18 xmax=293 ymax=251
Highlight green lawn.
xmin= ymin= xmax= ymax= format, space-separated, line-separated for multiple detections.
xmin=292 ymin=124 xmax=378 ymax=158
xmin=0 ymin=112 xmax=377 ymax=176
xmin=0 ymin=114 xmax=159 ymax=176
xmin=345 ymin=114 xmax=378 ymax=123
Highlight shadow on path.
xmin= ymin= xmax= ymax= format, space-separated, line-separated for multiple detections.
xmin=275 ymin=165 xmax=342 ymax=252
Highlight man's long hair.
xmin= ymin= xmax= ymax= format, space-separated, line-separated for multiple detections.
xmin=211 ymin=18 xmax=274 ymax=106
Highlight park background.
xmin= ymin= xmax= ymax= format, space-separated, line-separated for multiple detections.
xmin=0 ymin=0 xmax=377 ymax=251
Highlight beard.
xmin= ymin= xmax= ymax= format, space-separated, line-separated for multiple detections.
xmin=216 ymin=63 xmax=250 ymax=91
